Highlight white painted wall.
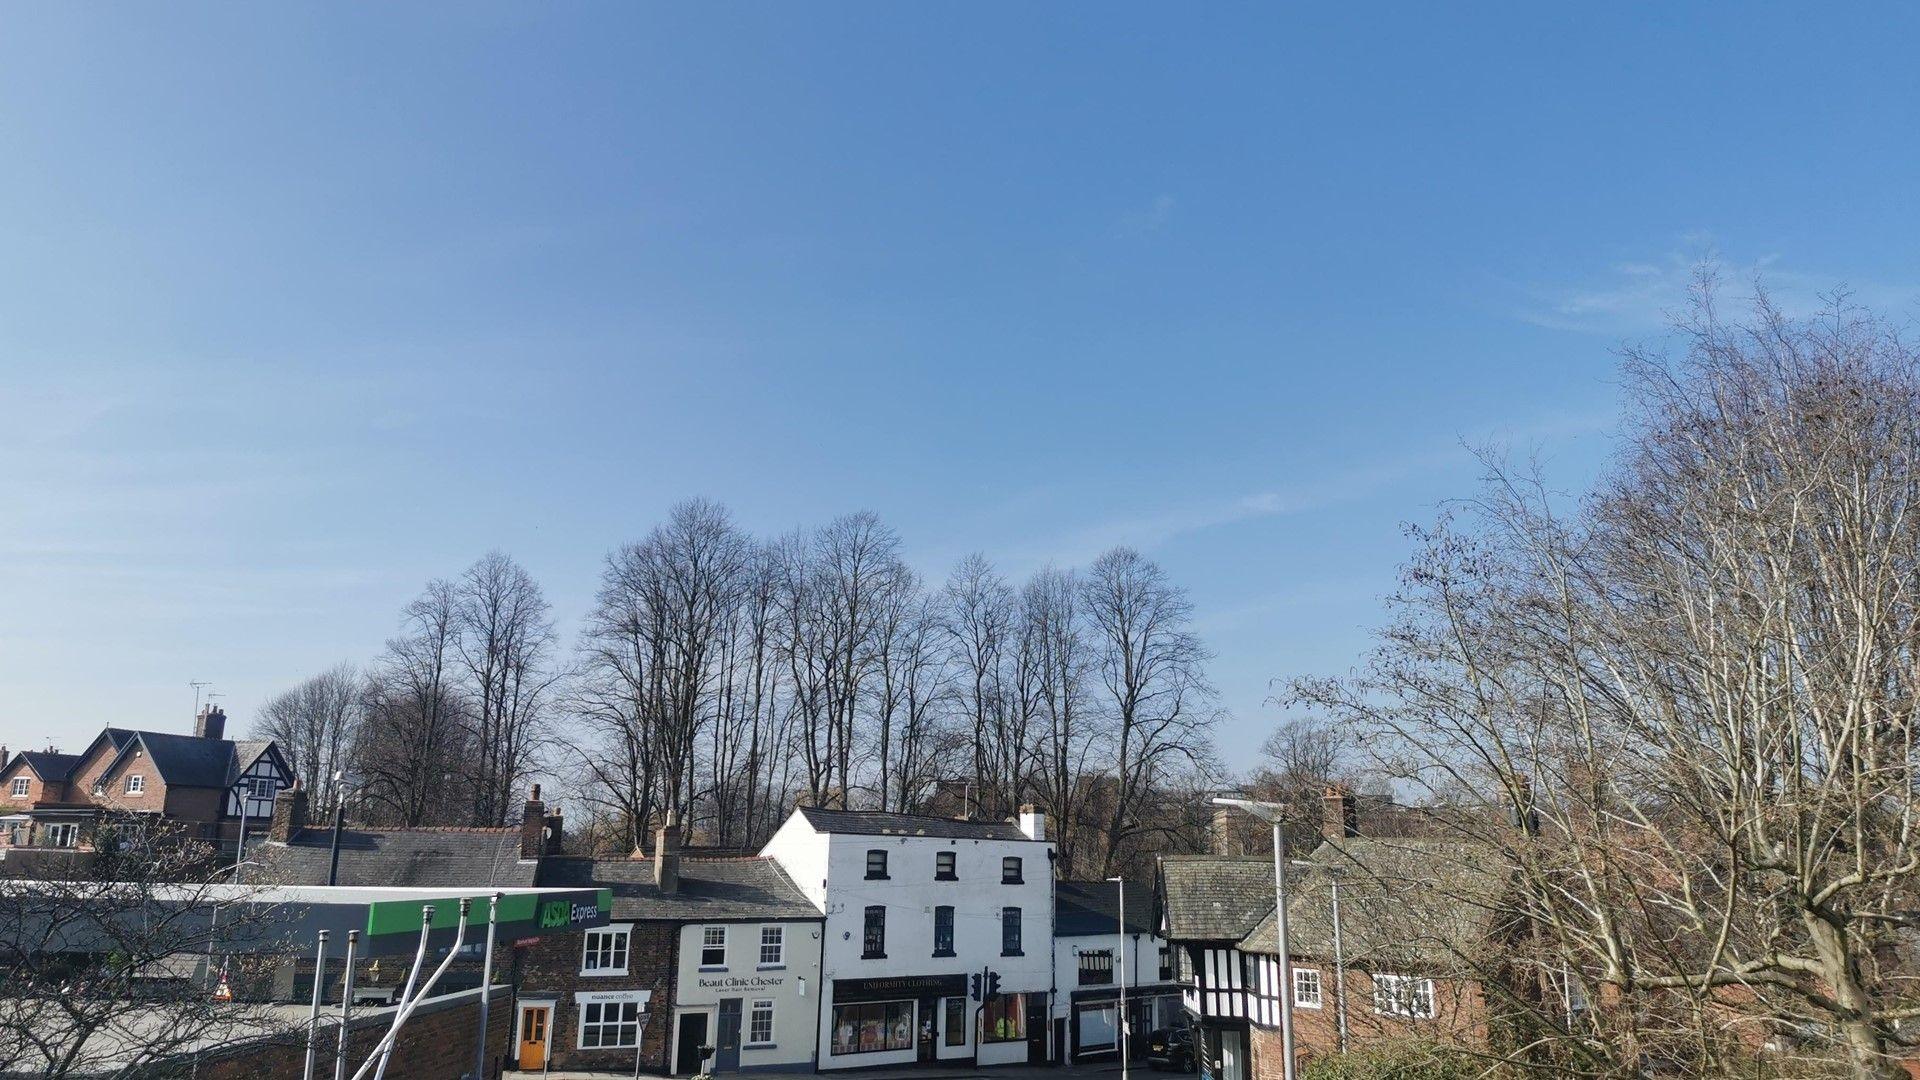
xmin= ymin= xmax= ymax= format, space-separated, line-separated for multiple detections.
xmin=672 ymin=919 xmax=824 ymax=1071
xmin=764 ymin=817 xmax=1055 ymax=1071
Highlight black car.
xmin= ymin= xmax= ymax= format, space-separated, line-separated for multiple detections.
xmin=1145 ymin=1025 xmax=1196 ymax=1071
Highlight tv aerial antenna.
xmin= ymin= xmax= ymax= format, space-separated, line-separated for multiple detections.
xmin=191 ymin=681 xmax=214 ymax=715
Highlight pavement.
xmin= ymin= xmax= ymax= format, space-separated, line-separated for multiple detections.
xmin=505 ymin=1058 xmax=1185 ymax=1080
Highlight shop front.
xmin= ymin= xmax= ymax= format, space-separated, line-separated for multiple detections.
xmin=826 ymin=974 xmax=971 ymax=1069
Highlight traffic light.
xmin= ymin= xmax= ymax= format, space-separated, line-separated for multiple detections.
xmin=986 ymin=970 xmax=1001 ymax=998
xmin=970 ymin=972 xmax=982 ymax=1001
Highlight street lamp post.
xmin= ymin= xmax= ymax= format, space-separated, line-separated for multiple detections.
xmin=1107 ymin=875 xmax=1129 ymax=1080
xmin=1212 ymin=798 xmax=1296 ymax=1080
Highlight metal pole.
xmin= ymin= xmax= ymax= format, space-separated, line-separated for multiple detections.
xmin=369 ymin=905 xmax=435 ymax=1080
xmin=1106 ymin=875 xmax=1128 ymax=1080
xmin=327 ymin=802 xmax=346 ymax=887
xmin=1270 ymin=821 xmax=1297 ymax=1080
xmin=335 ymin=930 xmax=359 ymax=1080
xmin=1330 ymin=880 xmax=1347 ymax=1055
xmin=474 ymin=892 xmax=500 ymax=1080
xmin=232 ymin=797 xmax=250 ymax=883
xmin=304 ymin=931 xmax=331 ymax=1080
xmin=355 ymin=898 xmax=473 ymax=1080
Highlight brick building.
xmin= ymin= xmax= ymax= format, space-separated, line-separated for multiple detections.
xmin=1159 ymin=788 xmax=1507 ymax=1080
xmin=0 ymin=706 xmax=290 ymax=859
xmin=515 ymin=823 xmax=823 ymax=1075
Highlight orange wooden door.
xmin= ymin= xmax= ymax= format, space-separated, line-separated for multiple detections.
xmin=519 ymin=1006 xmax=550 ymax=1070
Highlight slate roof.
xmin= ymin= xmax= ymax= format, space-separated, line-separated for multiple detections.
xmin=128 ymin=731 xmax=246 ymax=788
xmin=540 ymin=855 xmax=821 ymax=921
xmin=251 ymin=827 xmax=537 ymax=888
xmin=1235 ymin=838 xmax=1506 ymax=971
xmin=1157 ymin=854 xmax=1279 ymax=942
xmin=229 ymin=740 xmax=276 ymax=778
xmin=796 ymin=806 xmax=1033 ymax=841
xmin=1057 ymin=879 xmax=1156 ymax=937
xmin=14 ymin=751 xmax=84 ymax=784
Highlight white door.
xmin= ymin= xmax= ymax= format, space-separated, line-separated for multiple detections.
xmin=1220 ymin=1028 xmax=1245 ymax=1080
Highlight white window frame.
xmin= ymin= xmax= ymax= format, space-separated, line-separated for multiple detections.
xmin=758 ymin=924 xmax=784 ymax=968
xmin=1293 ymin=967 xmax=1323 ymax=1008
xmin=747 ymin=998 xmax=775 ymax=1047
xmin=701 ymin=925 xmax=728 ymax=968
xmin=250 ymin=777 xmax=277 ymax=799
xmin=580 ymin=923 xmax=632 ymax=977
xmin=45 ymin=823 xmax=79 ymax=848
xmin=124 ymin=774 xmax=144 ymax=795
xmin=1372 ymin=973 xmax=1436 ymax=1019
xmin=9 ymin=777 xmax=27 ymax=798
xmin=578 ymin=999 xmax=643 ymax=1049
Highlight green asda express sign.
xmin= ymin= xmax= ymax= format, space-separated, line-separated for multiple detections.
xmin=363 ymin=889 xmax=611 ymax=948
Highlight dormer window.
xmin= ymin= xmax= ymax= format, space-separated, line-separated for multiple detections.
xmin=865 ymin=849 xmax=889 ymax=880
xmin=935 ymin=851 xmax=956 ymax=880
xmin=124 ymin=775 xmax=144 ymax=795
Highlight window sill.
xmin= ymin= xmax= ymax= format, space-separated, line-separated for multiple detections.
xmin=1001 ymin=950 xmax=1025 ymax=958
xmin=934 ymin=873 xmax=957 ymax=881
xmin=757 ymin=964 xmax=786 ymax=971
xmin=699 ymin=965 xmax=727 ymax=973
xmin=580 ymin=970 xmax=631 ymax=978
xmin=865 ymin=874 xmax=890 ymax=881
xmin=745 ymin=1042 xmax=777 ymax=1050
xmin=862 ymin=953 xmax=887 ymax=961
xmin=1294 ymin=1001 xmax=1323 ymax=1010
xmin=1002 ymin=879 xmax=1024 ymax=886
xmin=932 ymin=950 xmax=955 ymax=959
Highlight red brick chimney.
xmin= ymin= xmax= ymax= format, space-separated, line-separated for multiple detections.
xmin=520 ymin=785 xmax=546 ymax=859
xmin=270 ymin=780 xmax=309 ymax=842
xmin=195 ymin=705 xmax=227 ymax=741
xmin=654 ymin=821 xmax=681 ymax=894
xmin=1321 ymin=785 xmax=1357 ymax=842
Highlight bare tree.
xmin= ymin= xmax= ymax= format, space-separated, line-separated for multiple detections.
xmin=0 ymin=818 xmax=297 ymax=1078
xmin=353 ymin=579 xmax=470 ymax=826
xmin=1083 ymin=547 xmax=1218 ymax=875
xmin=1024 ymin=567 xmax=1097 ymax=875
xmin=1296 ymin=286 xmax=1920 ymax=1078
xmin=455 ymin=551 xmax=559 ymax=827
xmin=944 ymin=554 xmax=1018 ymax=817
xmin=251 ymin=662 xmax=362 ymax=811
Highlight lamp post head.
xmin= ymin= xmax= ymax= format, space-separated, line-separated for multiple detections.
xmin=1210 ymin=796 xmax=1289 ymax=824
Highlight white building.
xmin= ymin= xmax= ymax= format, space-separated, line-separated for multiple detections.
xmin=761 ymin=805 xmax=1055 ymax=1070
xmin=1052 ymin=879 xmax=1185 ymax=1062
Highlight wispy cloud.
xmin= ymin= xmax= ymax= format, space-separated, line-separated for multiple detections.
xmin=1117 ymin=194 xmax=1177 ymax=235
xmin=1512 ymin=236 xmax=1920 ymax=335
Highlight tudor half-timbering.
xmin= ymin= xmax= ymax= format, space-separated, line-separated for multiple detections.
xmin=0 ymin=706 xmax=291 ymax=861
xmin=760 ymin=805 xmax=1055 ymax=1071
xmin=1156 ymin=853 xmax=1280 ymax=1080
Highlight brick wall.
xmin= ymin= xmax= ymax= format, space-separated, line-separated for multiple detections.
xmin=1247 ymin=969 xmax=1487 ymax=1080
xmin=517 ymin=921 xmax=678 ymax=1072
xmin=186 ymin=985 xmax=514 ymax=1080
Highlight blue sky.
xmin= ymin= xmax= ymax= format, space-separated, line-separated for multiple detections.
xmin=3 ymin=4 xmax=1917 ymax=763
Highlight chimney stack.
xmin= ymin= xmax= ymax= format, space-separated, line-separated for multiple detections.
xmin=544 ymin=804 xmax=565 ymax=856
xmin=1017 ymin=804 xmax=1047 ymax=843
xmin=1321 ymin=785 xmax=1358 ymax=842
xmin=195 ymin=705 xmax=227 ymax=741
xmin=1210 ymin=788 xmax=1249 ymax=856
xmin=654 ymin=821 xmax=682 ymax=893
xmin=520 ymin=785 xmax=546 ymax=860
xmin=270 ymin=780 xmax=309 ymax=842
xmin=0 ymin=746 xmax=8 ymax=773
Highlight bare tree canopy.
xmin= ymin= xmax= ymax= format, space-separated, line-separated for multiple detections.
xmin=1295 ymin=285 xmax=1920 ymax=1078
